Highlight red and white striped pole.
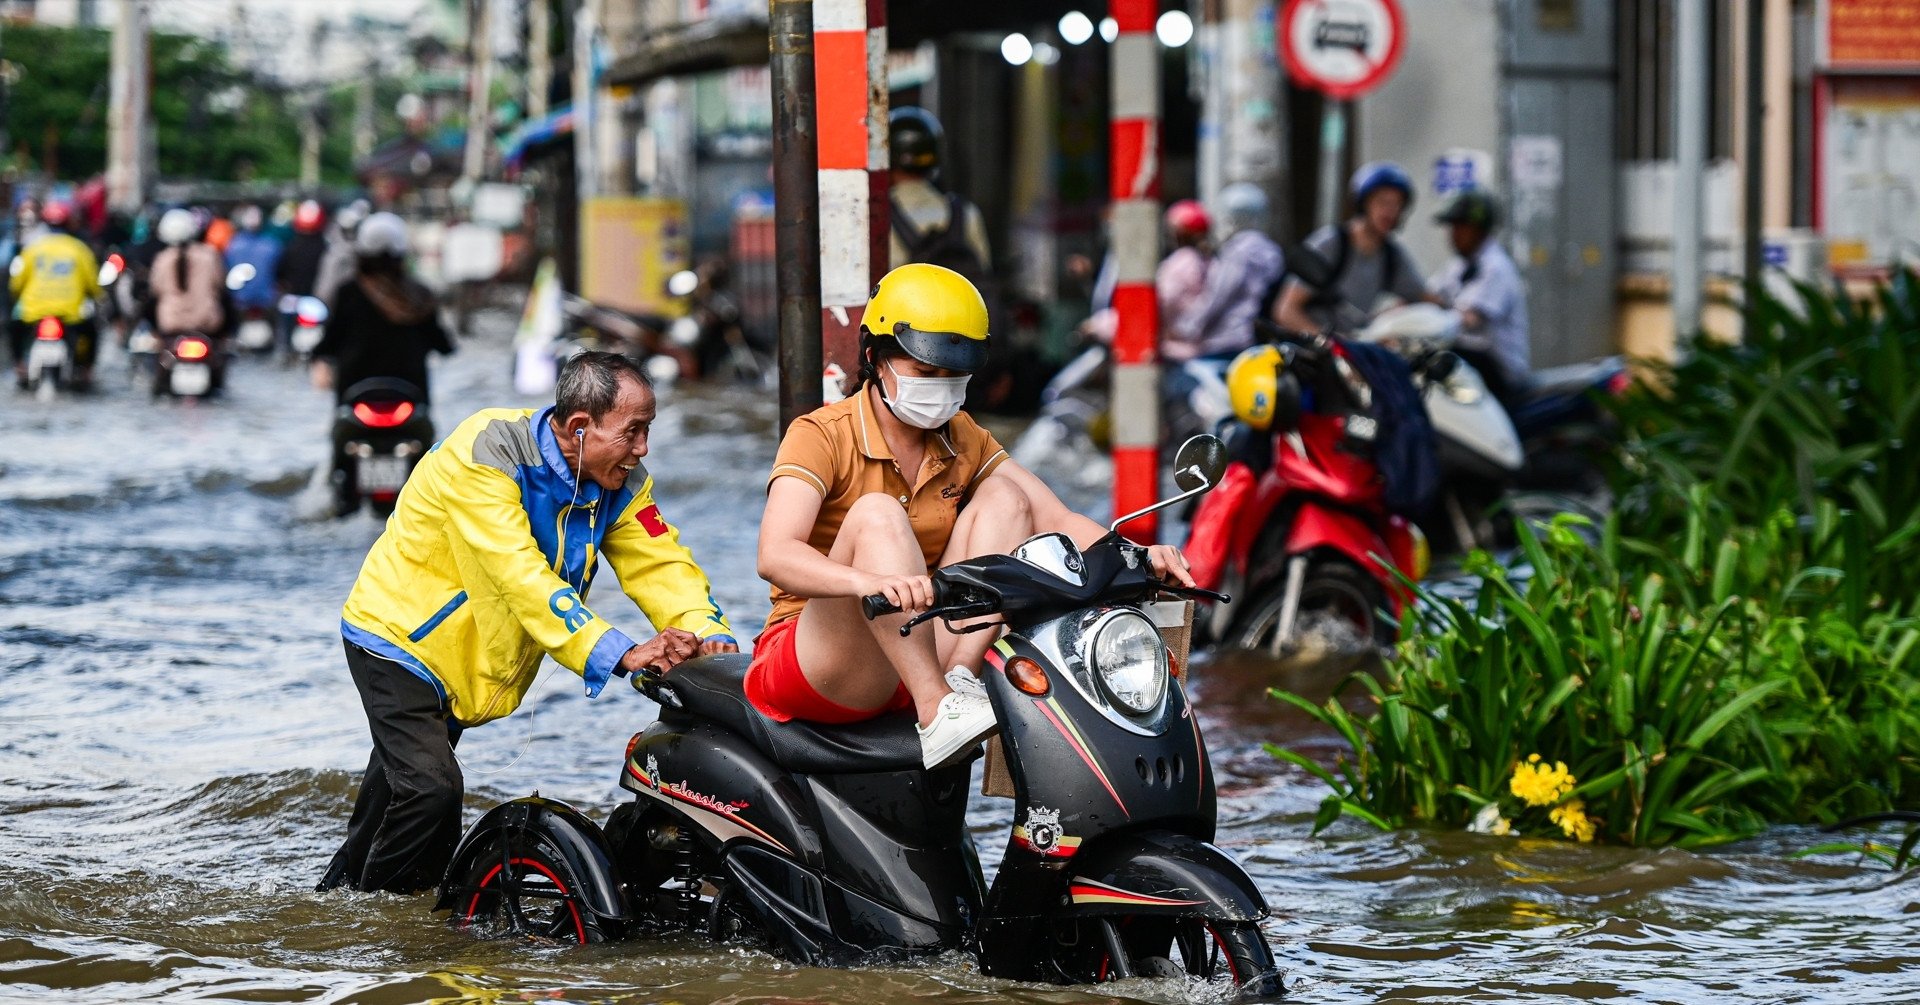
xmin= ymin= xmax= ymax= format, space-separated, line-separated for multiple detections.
xmin=1109 ymin=0 xmax=1162 ymax=541
xmin=813 ymin=0 xmax=889 ymax=389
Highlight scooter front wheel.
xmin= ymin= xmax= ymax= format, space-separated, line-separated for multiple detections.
xmin=1057 ymin=916 xmax=1283 ymax=1000
xmin=450 ymin=836 xmax=620 ymax=944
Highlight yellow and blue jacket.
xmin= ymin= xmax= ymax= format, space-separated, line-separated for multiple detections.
xmin=10 ymin=232 xmax=101 ymax=323
xmin=340 ymin=406 xmax=734 ymax=726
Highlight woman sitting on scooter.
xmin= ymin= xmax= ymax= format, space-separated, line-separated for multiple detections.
xmin=753 ymin=263 xmax=1196 ymax=770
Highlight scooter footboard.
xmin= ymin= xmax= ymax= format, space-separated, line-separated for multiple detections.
xmin=1062 ymin=830 xmax=1267 ymax=921
xmin=433 ymin=795 xmax=627 ymax=922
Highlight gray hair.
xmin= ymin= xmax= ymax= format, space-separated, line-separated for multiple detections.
xmin=555 ymin=351 xmax=652 ymax=422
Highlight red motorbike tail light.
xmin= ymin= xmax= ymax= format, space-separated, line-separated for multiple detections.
xmin=176 ymin=338 xmax=210 ymax=360
xmin=353 ymin=401 xmax=415 ymax=428
xmin=34 ymin=318 xmax=63 ymax=341
xmin=1606 ymin=369 xmax=1632 ymax=397
xmin=1005 ymin=656 xmax=1050 ymax=696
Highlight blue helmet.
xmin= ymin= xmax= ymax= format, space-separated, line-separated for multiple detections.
xmin=1350 ymin=161 xmax=1414 ymax=212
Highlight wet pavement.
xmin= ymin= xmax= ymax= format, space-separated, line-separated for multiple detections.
xmin=2 ymin=310 xmax=1917 ymax=1003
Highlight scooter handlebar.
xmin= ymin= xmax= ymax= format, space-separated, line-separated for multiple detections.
xmin=861 ymin=594 xmax=901 ymax=620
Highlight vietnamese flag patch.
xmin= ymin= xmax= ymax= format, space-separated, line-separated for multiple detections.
xmin=636 ymin=504 xmax=669 ymax=537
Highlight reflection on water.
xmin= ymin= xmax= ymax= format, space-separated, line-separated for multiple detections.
xmin=3 ymin=312 xmax=1917 ymax=1003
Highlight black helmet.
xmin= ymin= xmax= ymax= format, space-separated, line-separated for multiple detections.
xmin=1434 ymin=189 xmax=1498 ymax=230
xmin=889 ymin=106 xmax=942 ymax=176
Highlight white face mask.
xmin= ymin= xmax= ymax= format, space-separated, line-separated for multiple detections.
xmin=883 ymin=361 xmax=968 ymax=429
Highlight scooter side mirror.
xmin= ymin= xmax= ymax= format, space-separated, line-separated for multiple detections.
xmin=296 ymin=295 xmax=330 ymax=326
xmin=1171 ymin=434 xmax=1227 ymax=493
xmin=666 ymin=270 xmax=699 ymax=297
xmin=226 ymin=263 xmax=256 ymax=291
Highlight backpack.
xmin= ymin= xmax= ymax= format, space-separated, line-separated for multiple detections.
xmin=891 ymin=191 xmax=991 ymax=290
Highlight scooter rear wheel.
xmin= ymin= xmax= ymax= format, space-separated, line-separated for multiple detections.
xmin=1234 ymin=559 xmax=1395 ymax=661
xmin=450 ymin=836 xmax=619 ymax=944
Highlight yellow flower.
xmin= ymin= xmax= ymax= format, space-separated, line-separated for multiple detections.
xmin=1509 ymin=754 xmax=1576 ymax=807
xmin=1550 ymin=800 xmax=1597 ymax=843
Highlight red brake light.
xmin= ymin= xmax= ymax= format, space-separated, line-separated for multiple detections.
xmin=1605 ymin=369 xmax=1632 ymax=396
xmin=353 ymin=400 xmax=415 ymax=428
xmin=176 ymin=339 xmax=210 ymax=360
xmin=34 ymin=318 xmax=63 ymax=341
xmin=107 ymin=253 xmax=125 ymax=271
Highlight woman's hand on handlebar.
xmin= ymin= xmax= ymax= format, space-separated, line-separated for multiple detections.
xmin=1146 ymin=544 xmax=1197 ymax=588
xmin=861 ymin=573 xmax=935 ymax=615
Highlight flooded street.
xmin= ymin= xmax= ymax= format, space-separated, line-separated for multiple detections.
xmin=3 ymin=314 xmax=1916 ymax=1004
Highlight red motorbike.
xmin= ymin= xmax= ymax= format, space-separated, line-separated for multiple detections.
xmin=1184 ymin=336 xmax=1428 ymax=658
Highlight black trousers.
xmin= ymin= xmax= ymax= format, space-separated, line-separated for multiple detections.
xmin=316 ymin=641 xmax=465 ymax=894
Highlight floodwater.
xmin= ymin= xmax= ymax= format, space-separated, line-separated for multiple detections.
xmin=3 ymin=312 xmax=1917 ymax=1005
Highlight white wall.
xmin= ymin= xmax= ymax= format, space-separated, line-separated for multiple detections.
xmin=1354 ymin=0 xmax=1504 ymax=278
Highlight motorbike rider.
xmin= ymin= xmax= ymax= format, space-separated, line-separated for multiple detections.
xmin=275 ymin=200 xmax=329 ymax=356
xmin=887 ymin=107 xmax=992 ymax=275
xmin=317 ymin=349 xmax=739 ymax=895
xmin=8 ymin=201 xmax=102 ymax=390
xmin=145 ymin=207 xmax=233 ymax=370
xmin=1428 ymin=189 xmax=1529 ymax=406
xmin=1163 ymin=183 xmax=1285 ymax=362
xmin=315 ymin=199 xmax=371 ymax=307
xmin=1081 ymin=198 xmax=1214 ymax=353
xmin=310 ymin=213 xmax=454 ymax=403
xmin=752 ymin=263 xmax=1196 ymax=771
xmin=1275 ymin=162 xmax=1435 ymax=335
xmin=224 ymin=205 xmax=283 ymax=330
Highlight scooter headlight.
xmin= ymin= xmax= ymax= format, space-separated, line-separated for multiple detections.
xmin=1087 ymin=610 xmax=1168 ymax=715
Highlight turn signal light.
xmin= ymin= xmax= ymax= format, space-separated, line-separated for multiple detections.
xmin=176 ymin=339 xmax=210 ymax=360
xmin=34 ymin=318 xmax=63 ymax=341
xmin=1005 ymin=656 xmax=1050 ymax=696
xmin=353 ymin=401 xmax=415 ymax=428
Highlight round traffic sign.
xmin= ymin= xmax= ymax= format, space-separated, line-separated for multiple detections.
xmin=1280 ymin=0 xmax=1405 ymax=100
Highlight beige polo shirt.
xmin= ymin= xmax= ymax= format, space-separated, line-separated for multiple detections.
xmin=764 ymin=387 xmax=1008 ymax=629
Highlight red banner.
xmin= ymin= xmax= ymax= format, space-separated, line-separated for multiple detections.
xmin=1826 ymin=0 xmax=1920 ymax=68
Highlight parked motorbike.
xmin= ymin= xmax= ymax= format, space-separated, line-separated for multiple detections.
xmin=1355 ymin=304 xmax=1623 ymax=549
xmin=1186 ymin=333 xmax=1428 ymax=656
xmin=434 ymin=436 xmax=1284 ymax=1000
xmin=665 ymin=266 xmax=770 ymax=385
xmin=331 ymin=377 xmax=432 ymax=518
xmin=1010 ymin=344 xmax=1231 ymax=494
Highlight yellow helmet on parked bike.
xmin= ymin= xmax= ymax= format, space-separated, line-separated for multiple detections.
xmin=860 ymin=263 xmax=990 ymax=373
xmin=1226 ymin=344 xmax=1288 ymax=432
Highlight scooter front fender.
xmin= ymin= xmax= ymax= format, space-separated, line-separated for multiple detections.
xmin=1061 ymin=829 xmax=1267 ymax=921
xmin=433 ymin=795 xmax=627 ymax=922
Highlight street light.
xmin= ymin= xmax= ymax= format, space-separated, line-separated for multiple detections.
xmin=1001 ymin=33 xmax=1033 ymax=66
xmin=1059 ymin=11 xmax=1094 ymax=45
xmin=1156 ymin=11 xmax=1193 ymax=47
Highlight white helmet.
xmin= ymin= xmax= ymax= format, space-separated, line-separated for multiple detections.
xmin=354 ymin=212 xmax=409 ymax=257
xmin=157 ymin=208 xmax=197 ymax=246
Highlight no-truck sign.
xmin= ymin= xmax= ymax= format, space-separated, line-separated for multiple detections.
xmin=1281 ymin=0 xmax=1405 ymax=100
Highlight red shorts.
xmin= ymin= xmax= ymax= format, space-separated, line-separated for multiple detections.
xmin=744 ymin=616 xmax=912 ymax=724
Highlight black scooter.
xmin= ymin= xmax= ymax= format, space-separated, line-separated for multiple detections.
xmin=434 ymin=436 xmax=1284 ymax=999
xmin=332 ymin=378 xmax=433 ymax=517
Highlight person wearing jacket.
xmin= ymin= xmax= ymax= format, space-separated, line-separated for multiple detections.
xmin=8 ymin=201 xmax=101 ymax=389
xmin=223 ymin=205 xmax=283 ymax=319
xmin=317 ymin=349 xmax=739 ymax=895
xmin=1164 ymin=183 xmax=1285 ymax=361
xmin=310 ymin=213 xmax=453 ymax=403
xmin=146 ymin=208 xmax=230 ymax=341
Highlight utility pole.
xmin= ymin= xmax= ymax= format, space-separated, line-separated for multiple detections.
xmin=1198 ymin=0 xmax=1285 ymax=229
xmin=769 ymin=0 xmax=822 ymax=430
xmin=1672 ymin=0 xmax=1707 ymax=348
xmin=107 ymin=0 xmax=151 ymax=214
xmin=1741 ymin=0 xmax=1765 ymax=318
xmin=1109 ymin=0 xmax=1163 ymax=541
xmin=354 ymin=56 xmax=377 ymax=165
xmin=527 ymin=0 xmax=551 ymax=122
xmin=464 ymin=0 xmax=495 ymax=184
xmin=300 ymin=96 xmax=323 ymax=188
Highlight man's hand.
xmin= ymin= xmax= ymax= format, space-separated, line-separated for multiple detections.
xmin=697 ymin=636 xmax=739 ymax=656
xmin=620 ymin=628 xmax=700 ymax=678
xmin=1146 ymin=544 xmax=1196 ymax=588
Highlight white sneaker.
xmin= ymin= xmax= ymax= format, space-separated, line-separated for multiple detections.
xmin=945 ymin=665 xmax=987 ymax=698
xmin=917 ymin=690 xmax=999 ymax=770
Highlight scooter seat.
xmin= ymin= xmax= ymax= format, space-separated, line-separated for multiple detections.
xmin=653 ymin=654 xmax=928 ymax=774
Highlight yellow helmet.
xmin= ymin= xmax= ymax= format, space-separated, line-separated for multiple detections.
xmin=861 ymin=263 xmax=990 ymax=373
xmin=1226 ymin=344 xmax=1288 ymax=432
